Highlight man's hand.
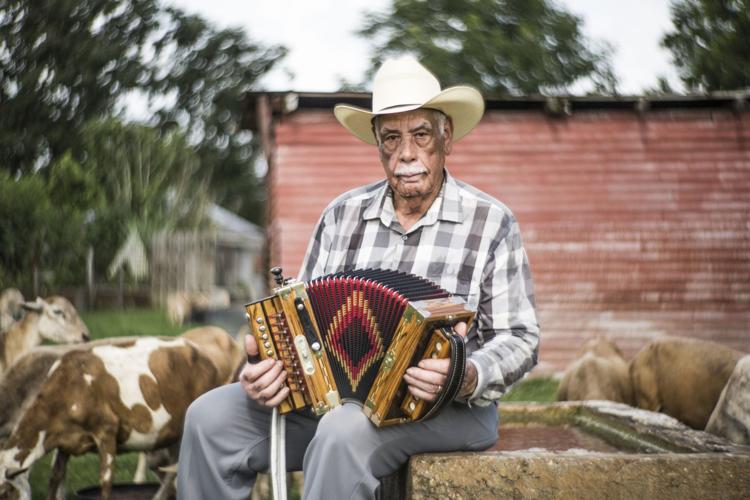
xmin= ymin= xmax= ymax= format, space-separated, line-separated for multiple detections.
xmin=239 ymin=334 xmax=290 ymax=407
xmin=403 ymin=322 xmax=477 ymax=402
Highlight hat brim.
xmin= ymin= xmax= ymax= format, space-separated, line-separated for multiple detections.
xmin=333 ymin=86 xmax=485 ymax=146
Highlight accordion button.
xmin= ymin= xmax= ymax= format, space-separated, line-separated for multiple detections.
xmin=256 ymin=317 xmax=264 ymax=324
xmin=297 ymin=303 xmax=304 ymax=311
xmin=311 ymin=342 xmax=321 ymax=351
xmin=262 ymin=334 xmax=268 ymax=340
xmin=266 ymin=350 xmax=273 ymax=356
xmin=259 ymin=325 xmax=266 ymax=332
xmin=264 ymin=342 xmax=271 ymax=348
xmin=245 ymin=313 xmax=251 ymax=320
xmin=435 ymin=342 xmax=442 ymax=351
xmin=409 ymin=401 xmax=416 ymax=411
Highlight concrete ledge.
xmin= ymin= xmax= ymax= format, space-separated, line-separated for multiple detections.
xmin=407 ymin=452 xmax=750 ymax=499
xmin=379 ymin=402 xmax=750 ymax=499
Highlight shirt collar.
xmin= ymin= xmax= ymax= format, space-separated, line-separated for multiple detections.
xmin=362 ymin=169 xmax=464 ymax=226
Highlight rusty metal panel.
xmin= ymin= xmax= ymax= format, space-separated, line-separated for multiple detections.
xmin=269 ymin=108 xmax=750 ymax=371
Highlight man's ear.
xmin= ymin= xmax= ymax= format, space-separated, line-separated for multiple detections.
xmin=370 ymin=115 xmax=380 ymax=147
xmin=442 ymin=117 xmax=454 ymax=155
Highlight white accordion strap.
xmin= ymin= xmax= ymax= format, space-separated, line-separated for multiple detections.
xmin=270 ymin=407 xmax=288 ymax=500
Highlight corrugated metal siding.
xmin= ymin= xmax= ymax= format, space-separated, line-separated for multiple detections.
xmin=270 ymin=108 xmax=750 ymax=371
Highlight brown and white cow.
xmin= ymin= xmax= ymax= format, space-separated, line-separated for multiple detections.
xmin=0 ymin=297 xmax=89 ymax=378
xmin=556 ymin=336 xmax=633 ymax=404
xmin=0 ymin=336 xmax=225 ymax=500
xmin=629 ymin=336 xmax=744 ymax=430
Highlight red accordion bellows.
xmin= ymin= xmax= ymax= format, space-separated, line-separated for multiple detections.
xmin=307 ymin=269 xmax=450 ymax=402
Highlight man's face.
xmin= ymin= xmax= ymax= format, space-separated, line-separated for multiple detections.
xmin=375 ymin=109 xmax=453 ymax=202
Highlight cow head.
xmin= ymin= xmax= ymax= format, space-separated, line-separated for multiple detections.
xmin=22 ymin=297 xmax=90 ymax=343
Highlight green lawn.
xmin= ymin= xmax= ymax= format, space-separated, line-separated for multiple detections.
xmin=26 ymin=308 xmax=558 ymax=498
xmin=81 ymin=308 xmax=196 ymax=339
xmin=500 ymin=376 xmax=559 ymax=403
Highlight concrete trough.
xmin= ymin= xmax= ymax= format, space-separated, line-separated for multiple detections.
xmin=383 ymin=401 xmax=750 ymax=499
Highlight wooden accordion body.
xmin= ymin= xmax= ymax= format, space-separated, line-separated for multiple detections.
xmin=245 ymin=269 xmax=474 ymax=426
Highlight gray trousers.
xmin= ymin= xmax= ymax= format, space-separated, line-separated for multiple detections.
xmin=177 ymin=383 xmax=498 ymax=500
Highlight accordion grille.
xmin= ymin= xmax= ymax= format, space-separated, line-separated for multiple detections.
xmin=307 ymin=269 xmax=449 ymax=402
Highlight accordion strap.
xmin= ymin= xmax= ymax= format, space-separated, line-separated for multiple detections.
xmin=420 ymin=330 xmax=467 ymax=421
xmin=269 ymin=408 xmax=287 ymax=500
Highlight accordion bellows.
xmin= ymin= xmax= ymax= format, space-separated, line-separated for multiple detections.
xmin=245 ymin=269 xmax=473 ymax=426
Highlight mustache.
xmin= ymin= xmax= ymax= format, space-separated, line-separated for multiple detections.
xmin=394 ymin=165 xmax=428 ymax=177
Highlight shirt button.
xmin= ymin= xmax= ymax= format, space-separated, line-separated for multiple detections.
xmin=401 ymin=235 xmax=408 ymax=241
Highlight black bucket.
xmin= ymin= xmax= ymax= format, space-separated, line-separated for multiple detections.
xmin=74 ymin=483 xmax=160 ymax=500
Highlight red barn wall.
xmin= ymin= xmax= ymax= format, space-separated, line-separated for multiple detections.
xmin=268 ymin=106 xmax=750 ymax=372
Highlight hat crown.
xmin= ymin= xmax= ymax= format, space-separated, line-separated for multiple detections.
xmin=371 ymin=56 xmax=441 ymax=113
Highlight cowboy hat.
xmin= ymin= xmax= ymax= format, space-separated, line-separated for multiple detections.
xmin=333 ymin=56 xmax=484 ymax=145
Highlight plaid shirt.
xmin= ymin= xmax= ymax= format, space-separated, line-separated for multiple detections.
xmin=299 ymin=170 xmax=540 ymax=406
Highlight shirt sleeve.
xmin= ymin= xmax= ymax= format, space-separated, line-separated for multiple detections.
xmin=465 ymin=217 xmax=540 ymax=406
xmin=298 ymin=208 xmax=334 ymax=282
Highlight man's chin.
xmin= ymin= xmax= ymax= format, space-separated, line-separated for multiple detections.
xmin=395 ymin=187 xmax=427 ymax=199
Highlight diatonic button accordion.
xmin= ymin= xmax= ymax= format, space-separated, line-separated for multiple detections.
xmin=244 ymin=268 xmax=473 ymax=426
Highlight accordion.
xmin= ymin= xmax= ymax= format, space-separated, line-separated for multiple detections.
xmin=244 ymin=268 xmax=473 ymax=426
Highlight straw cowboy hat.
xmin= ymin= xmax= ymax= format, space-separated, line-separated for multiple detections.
xmin=334 ymin=56 xmax=485 ymax=145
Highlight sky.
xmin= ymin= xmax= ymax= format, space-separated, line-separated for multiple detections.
xmin=161 ymin=0 xmax=683 ymax=95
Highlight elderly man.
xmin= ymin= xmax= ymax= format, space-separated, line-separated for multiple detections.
xmin=177 ymin=57 xmax=539 ymax=500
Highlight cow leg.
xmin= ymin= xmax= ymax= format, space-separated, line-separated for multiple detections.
xmin=46 ymin=450 xmax=69 ymax=500
xmin=96 ymin=435 xmax=117 ymax=500
xmin=152 ymin=470 xmax=177 ymax=500
xmin=151 ymin=443 xmax=179 ymax=500
xmin=134 ymin=452 xmax=148 ymax=483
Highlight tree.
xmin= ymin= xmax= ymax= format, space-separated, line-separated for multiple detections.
xmin=77 ymin=119 xmax=211 ymax=231
xmin=1 ymin=0 xmax=286 ymax=224
xmin=662 ymin=0 xmax=750 ymax=91
xmin=148 ymin=8 xmax=286 ymax=224
xmin=0 ymin=171 xmax=87 ymax=291
xmin=0 ymin=0 xmax=159 ymax=175
xmin=73 ymin=119 xmax=213 ymax=277
xmin=358 ymin=0 xmax=616 ymax=95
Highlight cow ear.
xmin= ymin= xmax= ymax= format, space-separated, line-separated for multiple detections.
xmin=21 ymin=298 xmax=44 ymax=312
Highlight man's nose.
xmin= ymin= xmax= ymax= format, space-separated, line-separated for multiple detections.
xmin=398 ymin=135 xmax=417 ymax=162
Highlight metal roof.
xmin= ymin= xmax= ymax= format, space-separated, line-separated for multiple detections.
xmin=243 ymin=90 xmax=750 ymax=131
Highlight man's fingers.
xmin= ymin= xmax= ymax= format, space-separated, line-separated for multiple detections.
xmin=406 ymin=365 xmax=446 ymax=385
xmin=407 ymin=384 xmax=437 ymax=402
xmin=453 ymin=321 xmax=468 ymax=337
xmin=415 ymin=358 xmax=450 ymax=374
xmin=257 ymin=370 xmax=287 ymax=400
xmin=241 ymin=358 xmax=274 ymax=383
xmin=404 ymin=372 xmax=444 ymax=395
xmin=263 ymin=386 xmax=291 ymax=408
xmin=240 ymin=358 xmax=280 ymax=400
xmin=253 ymin=360 xmax=284 ymax=391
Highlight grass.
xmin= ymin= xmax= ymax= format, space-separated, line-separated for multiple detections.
xmin=80 ymin=308 xmax=196 ymax=339
xmin=500 ymin=376 xmax=559 ymax=403
xmin=26 ymin=308 xmax=559 ymax=498
xmin=30 ymin=452 xmax=154 ymax=500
